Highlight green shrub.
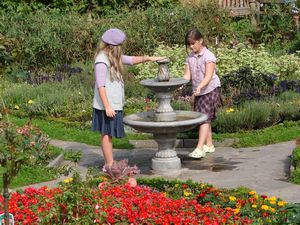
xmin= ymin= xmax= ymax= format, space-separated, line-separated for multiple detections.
xmin=291 ymin=147 xmax=300 ymax=170
xmin=0 ymin=11 xmax=97 ymax=74
xmin=1 ymin=70 xmax=94 ymax=121
xmin=211 ymin=96 xmax=300 ymax=133
xmin=136 ymin=44 xmax=300 ymax=82
xmin=1 ymin=3 xmax=231 ymax=78
xmin=290 ymin=168 xmax=300 ymax=184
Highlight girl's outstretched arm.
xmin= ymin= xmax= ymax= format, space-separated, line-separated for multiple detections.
xmin=132 ymin=56 xmax=165 ymax=65
xmin=183 ymin=64 xmax=191 ymax=81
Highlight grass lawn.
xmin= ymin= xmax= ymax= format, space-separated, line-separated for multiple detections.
xmin=9 ymin=116 xmax=300 ymax=149
xmin=0 ymin=166 xmax=56 ymax=189
xmin=0 ymin=145 xmax=63 ymax=189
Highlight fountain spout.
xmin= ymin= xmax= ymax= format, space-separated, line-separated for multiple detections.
xmin=157 ymin=58 xmax=170 ymax=82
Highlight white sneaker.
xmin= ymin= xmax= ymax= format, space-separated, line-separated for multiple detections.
xmin=188 ymin=148 xmax=206 ymax=158
xmin=203 ymin=145 xmax=215 ymax=153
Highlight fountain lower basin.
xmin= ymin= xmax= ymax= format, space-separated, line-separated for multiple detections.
xmin=123 ymin=110 xmax=207 ymax=134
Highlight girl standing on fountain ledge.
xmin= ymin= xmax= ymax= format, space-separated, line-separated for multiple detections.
xmin=92 ymin=28 xmax=164 ymax=167
xmin=183 ymin=28 xmax=221 ymax=159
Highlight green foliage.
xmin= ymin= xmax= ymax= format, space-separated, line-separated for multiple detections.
xmin=63 ymin=150 xmax=82 ymax=165
xmin=290 ymin=168 xmax=300 ymax=184
xmin=228 ymin=18 xmax=257 ymax=43
xmin=220 ymin=67 xmax=277 ymax=105
xmin=136 ymin=44 xmax=300 ymax=82
xmin=291 ymin=146 xmax=300 ymax=170
xmin=124 ymin=96 xmax=157 ymax=115
xmin=213 ymin=92 xmax=300 ymax=133
xmin=0 ymin=112 xmax=53 ymax=220
xmin=1 ymin=11 xmax=97 ymax=74
xmin=136 ymin=44 xmax=186 ymax=80
xmin=0 ymin=165 xmax=56 ymax=189
xmin=258 ymin=3 xmax=293 ymax=44
xmin=1 ymin=71 xmax=94 ymax=121
xmin=0 ymin=121 xmax=50 ymax=180
xmin=1 ymin=3 xmax=231 ymax=78
xmin=0 ymin=0 xmax=180 ymax=15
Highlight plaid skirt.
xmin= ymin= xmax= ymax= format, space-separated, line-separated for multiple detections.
xmin=92 ymin=108 xmax=125 ymax=138
xmin=194 ymin=88 xmax=220 ymax=124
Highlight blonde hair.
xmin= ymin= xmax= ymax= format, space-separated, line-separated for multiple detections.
xmin=94 ymin=41 xmax=124 ymax=82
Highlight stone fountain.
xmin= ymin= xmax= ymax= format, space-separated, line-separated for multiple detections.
xmin=123 ymin=58 xmax=207 ymax=173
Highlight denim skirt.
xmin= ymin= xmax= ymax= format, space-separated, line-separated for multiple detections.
xmin=92 ymin=108 xmax=125 ymax=138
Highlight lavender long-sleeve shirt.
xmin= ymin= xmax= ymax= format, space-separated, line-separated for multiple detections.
xmin=95 ymin=55 xmax=133 ymax=88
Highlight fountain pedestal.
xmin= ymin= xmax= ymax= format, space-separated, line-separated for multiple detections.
xmin=152 ymin=133 xmax=181 ymax=171
xmin=123 ymin=58 xmax=208 ymax=173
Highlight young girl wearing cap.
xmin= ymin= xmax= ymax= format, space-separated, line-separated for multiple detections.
xmin=92 ymin=28 xmax=164 ymax=167
xmin=183 ymin=28 xmax=221 ymax=159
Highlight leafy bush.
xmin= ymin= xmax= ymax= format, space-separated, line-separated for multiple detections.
xmin=213 ymin=92 xmax=300 ymax=133
xmin=220 ymin=67 xmax=277 ymax=105
xmin=136 ymin=44 xmax=300 ymax=82
xmin=1 ymin=3 xmax=231 ymax=78
xmin=0 ymin=0 xmax=180 ymax=15
xmin=1 ymin=71 xmax=94 ymax=121
xmin=291 ymin=146 xmax=300 ymax=170
xmin=0 ymin=11 xmax=97 ymax=75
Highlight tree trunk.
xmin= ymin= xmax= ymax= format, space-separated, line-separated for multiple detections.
xmin=3 ymin=174 xmax=10 ymax=225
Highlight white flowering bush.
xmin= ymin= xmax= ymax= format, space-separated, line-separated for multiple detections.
xmin=135 ymin=44 xmax=186 ymax=80
xmin=136 ymin=44 xmax=300 ymax=80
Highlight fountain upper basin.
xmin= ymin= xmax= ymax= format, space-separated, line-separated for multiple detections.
xmin=140 ymin=78 xmax=189 ymax=93
xmin=123 ymin=110 xmax=207 ymax=134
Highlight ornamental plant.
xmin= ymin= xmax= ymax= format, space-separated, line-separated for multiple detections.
xmin=0 ymin=108 xmax=50 ymax=225
xmin=101 ymin=159 xmax=140 ymax=187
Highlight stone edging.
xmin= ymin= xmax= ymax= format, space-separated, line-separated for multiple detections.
xmin=47 ymin=153 xmax=64 ymax=168
xmin=129 ymin=138 xmax=238 ymax=149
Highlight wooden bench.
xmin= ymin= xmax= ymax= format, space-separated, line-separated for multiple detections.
xmin=219 ymin=0 xmax=294 ymax=25
xmin=219 ymin=0 xmax=253 ymax=17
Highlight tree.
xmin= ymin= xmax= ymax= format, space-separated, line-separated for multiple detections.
xmin=0 ymin=118 xmax=50 ymax=225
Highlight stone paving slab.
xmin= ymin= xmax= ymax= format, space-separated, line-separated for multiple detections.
xmin=24 ymin=139 xmax=300 ymax=203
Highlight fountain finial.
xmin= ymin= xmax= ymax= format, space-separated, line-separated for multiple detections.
xmin=157 ymin=58 xmax=170 ymax=82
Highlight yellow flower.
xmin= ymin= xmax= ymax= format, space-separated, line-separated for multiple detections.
xmin=254 ymin=194 xmax=259 ymax=199
xmin=268 ymin=196 xmax=277 ymax=201
xmin=233 ymin=208 xmax=240 ymax=214
xmin=249 ymin=190 xmax=257 ymax=195
xmin=226 ymin=108 xmax=235 ymax=113
xmin=252 ymin=204 xmax=257 ymax=208
xmin=200 ymin=184 xmax=206 ymax=188
xmin=269 ymin=207 xmax=276 ymax=213
xmin=278 ymin=201 xmax=286 ymax=207
xmin=269 ymin=200 xmax=276 ymax=205
xmin=183 ymin=189 xmax=192 ymax=197
xmin=175 ymin=184 xmax=179 ymax=187
xmin=14 ymin=105 xmax=20 ymax=110
xmin=28 ymin=99 xmax=33 ymax=104
xmin=229 ymin=196 xmax=236 ymax=201
xmin=100 ymin=176 xmax=108 ymax=181
xmin=261 ymin=205 xmax=269 ymax=210
xmin=63 ymin=177 xmax=74 ymax=183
